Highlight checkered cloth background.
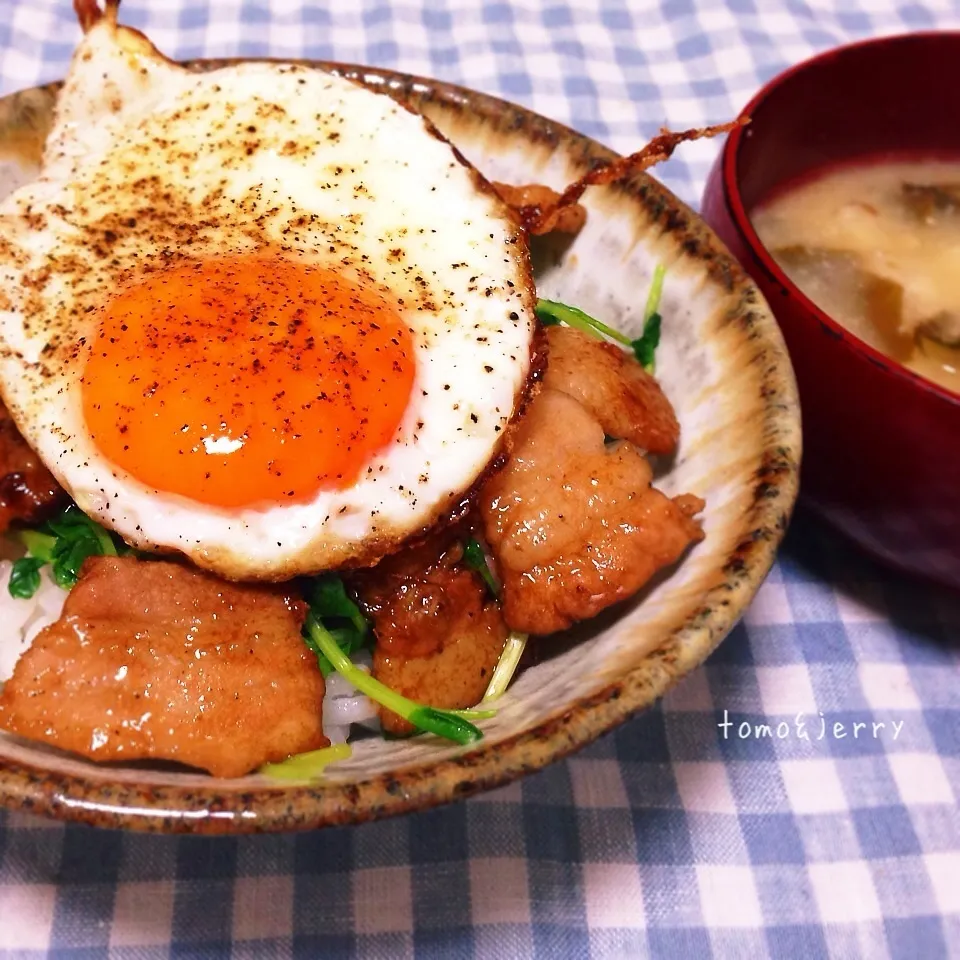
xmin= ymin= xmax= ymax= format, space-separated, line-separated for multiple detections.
xmin=0 ymin=1 xmax=958 ymax=957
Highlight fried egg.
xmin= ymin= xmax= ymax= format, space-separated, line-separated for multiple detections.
xmin=0 ymin=4 xmax=537 ymax=579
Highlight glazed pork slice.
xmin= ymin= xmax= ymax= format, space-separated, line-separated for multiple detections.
xmin=0 ymin=399 xmax=66 ymax=532
xmin=352 ymin=533 xmax=507 ymax=736
xmin=491 ymin=181 xmax=587 ymax=235
xmin=481 ymin=389 xmax=703 ymax=635
xmin=543 ymin=326 xmax=680 ymax=455
xmin=0 ymin=556 xmax=326 ymax=777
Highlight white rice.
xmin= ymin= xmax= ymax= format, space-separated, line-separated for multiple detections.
xmin=0 ymin=559 xmax=377 ymax=745
xmin=0 ymin=559 xmax=67 ymax=683
xmin=323 ymin=649 xmax=379 ymax=743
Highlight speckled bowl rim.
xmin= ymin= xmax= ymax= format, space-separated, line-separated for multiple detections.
xmin=0 ymin=61 xmax=801 ymax=834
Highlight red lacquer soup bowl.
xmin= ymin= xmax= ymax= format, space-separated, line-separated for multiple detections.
xmin=702 ymin=32 xmax=960 ymax=590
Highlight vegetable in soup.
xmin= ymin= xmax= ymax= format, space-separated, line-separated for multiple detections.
xmin=752 ymin=161 xmax=960 ymax=393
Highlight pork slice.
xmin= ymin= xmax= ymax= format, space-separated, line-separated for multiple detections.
xmin=0 ymin=555 xmax=326 ymax=777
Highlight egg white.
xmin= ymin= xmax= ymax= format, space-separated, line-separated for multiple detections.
xmin=0 ymin=16 xmax=537 ymax=579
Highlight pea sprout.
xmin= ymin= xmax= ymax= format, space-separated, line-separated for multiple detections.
xmin=482 ymin=630 xmax=529 ymax=703
xmin=305 ymin=614 xmax=485 ymax=746
xmin=534 ymin=263 xmax=666 ymax=373
xmin=260 ymin=743 xmax=353 ymax=781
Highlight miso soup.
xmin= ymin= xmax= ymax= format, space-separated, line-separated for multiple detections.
xmin=752 ymin=161 xmax=960 ymax=394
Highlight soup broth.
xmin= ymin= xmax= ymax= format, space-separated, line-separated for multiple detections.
xmin=752 ymin=160 xmax=960 ymax=394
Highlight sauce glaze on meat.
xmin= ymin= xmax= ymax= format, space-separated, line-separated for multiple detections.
xmin=0 ymin=400 xmax=65 ymax=532
xmin=352 ymin=532 xmax=507 ymax=735
xmin=0 ymin=556 xmax=326 ymax=777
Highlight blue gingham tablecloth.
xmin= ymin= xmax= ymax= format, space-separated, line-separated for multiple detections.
xmin=0 ymin=2 xmax=958 ymax=957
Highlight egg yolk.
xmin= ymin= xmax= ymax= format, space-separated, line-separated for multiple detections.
xmin=82 ymin=255 xmax=415 ymax=509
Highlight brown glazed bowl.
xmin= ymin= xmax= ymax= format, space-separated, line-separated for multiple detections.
xmin=0 ymin=63 xmax=800 ymax=833
xmin=702 ymin=33 xmax=960 ymax=590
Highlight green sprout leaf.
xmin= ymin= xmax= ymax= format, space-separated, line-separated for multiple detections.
xmin=7 ymin=503 xmax=127 ymax=599
xmin=463 ymin=537 xmax=499 ymax=597
xmin=634 ymin=263 xmax=666 ymax=373
xmin=8 ymin=556 xmax=44 ymax=599
xmin=47 ymin=504 xmax=119 ymax=589
xmin=18 ymin=529 xmax=56 ymax=564
xmin=632 ymin=312 xmax=661 ymax=371
xmin=303 ymin=575 xmax=370 ymax=677
xmin=308 ymin=575 xmax=367 ymax=634
xmin=305 ymin=613 xmax=483 ymax=746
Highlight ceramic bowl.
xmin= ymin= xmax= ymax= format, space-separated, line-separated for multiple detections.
xmin=0 ymin=63 xmax=800 ymax=833
xmin=701 ymin=33 xmax=960 ymax=590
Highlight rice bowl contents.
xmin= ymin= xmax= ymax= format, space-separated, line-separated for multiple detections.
xmin=0 ymin=554 xmax=377 ymax=751
xmin=0 ymin=556 xmax=328 ymax=778
xmin=0 ymin=0 xmax=720 ymax=780
xmin=322 ymin=652 xmax=379 ymax=745
xmin=0 ymin=561 xmax=66 ymax=684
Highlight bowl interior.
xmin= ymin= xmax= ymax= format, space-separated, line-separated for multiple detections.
xmin=0 ymin=64 xmax=800 ymax=832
